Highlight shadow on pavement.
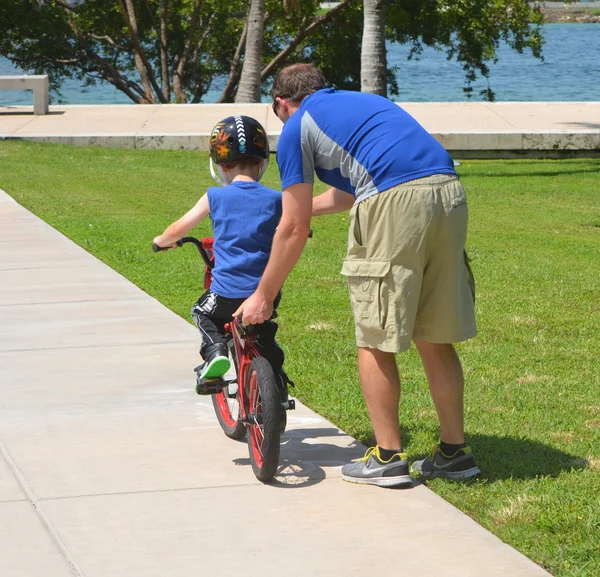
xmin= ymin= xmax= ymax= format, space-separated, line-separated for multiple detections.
xmin=0 ymin=109 xmax=65 ymax=116
xmin=561 ymin=121 xmax=600 ymax=129
xmin=232 ymin=427 xmax=365 ymax=488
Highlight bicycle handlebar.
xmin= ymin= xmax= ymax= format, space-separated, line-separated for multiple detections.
xmin=152 ymin=237 xmax=214 ymax=269
xmin=226 ymin=317 xmax=257 ymax=337
xmin=154 ymin=229 xmax=312 ymax=272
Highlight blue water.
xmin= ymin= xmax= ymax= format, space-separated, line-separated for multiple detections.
xmin=1 ymin=24 xmax=598 ymax=105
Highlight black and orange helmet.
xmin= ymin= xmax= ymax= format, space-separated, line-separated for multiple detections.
xmin=209 ymin=115 xmax=269 ymax=165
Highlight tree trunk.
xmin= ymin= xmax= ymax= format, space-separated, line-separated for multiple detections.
xmin=216 ymin=19 xmax=248 ymax=103
xmin=235 ymin=0 xmax=265 ymax=103
xmin=172 ymin=0 xmax=203 ymax=103
xmin=160 ymin=0 xmax=170 ymax=101
xmin=361 ymin=0 xmax=387 ymax=97
xmin=117 ymin=0 xmax=161 ymax=102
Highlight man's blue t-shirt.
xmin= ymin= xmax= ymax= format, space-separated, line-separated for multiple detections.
xmin=276 ymin=89 xmax=456 ymax=203
xmin=207 ymin=181 xmax=282 ymax=299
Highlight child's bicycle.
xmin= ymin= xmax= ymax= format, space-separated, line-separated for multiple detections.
xmin=153 ymin=236 xmax=293 ymax=482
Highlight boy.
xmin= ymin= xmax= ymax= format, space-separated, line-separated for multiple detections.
xmin=153 ymin=115 xmax=289 ymax=396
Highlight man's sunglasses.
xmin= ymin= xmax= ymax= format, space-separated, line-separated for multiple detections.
xmin=272 ymin=95 xmax=291 ymax=115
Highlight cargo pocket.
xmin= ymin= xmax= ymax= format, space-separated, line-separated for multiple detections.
xmin=341 ymin=259 xmax=392 ymax=332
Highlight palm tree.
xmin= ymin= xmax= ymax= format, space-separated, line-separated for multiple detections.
xmin=361 ymin=0 xmax=387 ymax=97
xmin=235 ymin=0 xmax=265 ymax=103
xmin=233 ymin=0 xmax=354 ymax=103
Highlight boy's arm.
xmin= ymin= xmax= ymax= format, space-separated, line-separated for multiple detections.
xmin=312 ymin=187 xmax=355 ymax=216
xmin=153 ymin=194 xmax=210 ymax=248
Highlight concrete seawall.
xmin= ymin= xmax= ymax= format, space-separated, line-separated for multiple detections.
xmin=1 ymin=101 xmax=599 ymax=158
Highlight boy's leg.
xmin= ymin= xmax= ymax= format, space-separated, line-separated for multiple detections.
xmin=191 ymin=291 xmax=242 ymax=380
xmin=255 ymin=318 xmax=292 ymax=399
xmin=255 ymin=320 xmax=285 ymax=374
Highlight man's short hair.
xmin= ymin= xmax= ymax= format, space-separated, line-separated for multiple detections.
xmin=270 ymin=63 xmax=327 ymax=105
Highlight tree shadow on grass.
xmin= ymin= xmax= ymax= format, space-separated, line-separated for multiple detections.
xmin=410 ymin=432 xmax=589 ymax=482
xmin=465 ymin=167 xmax=600 ymax=178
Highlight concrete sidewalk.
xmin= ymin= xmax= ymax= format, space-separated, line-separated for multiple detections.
xmin=1 ymin=101 xmax=599 ymax=157
xmin=0 ymin=189 xmax=553 ymax=577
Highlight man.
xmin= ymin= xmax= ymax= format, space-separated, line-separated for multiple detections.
xmin=235 ymin=63 xmax=480 ymax=488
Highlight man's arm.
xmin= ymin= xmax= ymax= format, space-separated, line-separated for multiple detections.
xmin=153 ymin=195 xmax=209 ymax=247
xmin=312 ymin=187 xmax=355 ymax=216
xmin=234 ymin=183 xmax=313 ymax=324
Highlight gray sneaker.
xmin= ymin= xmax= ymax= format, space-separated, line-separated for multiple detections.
xmin=411 ymin=445 xmax=481 ymax=480
xmin=341 ymin=446 xmax=412 ymax=488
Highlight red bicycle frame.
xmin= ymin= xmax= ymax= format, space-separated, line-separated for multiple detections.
xmin=221 ymin=318 xmax=261 ymax=425
xmin=199 ymin=237 xmax=214 ymax=289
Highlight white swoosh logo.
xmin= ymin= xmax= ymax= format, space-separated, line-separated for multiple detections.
xmin=362 ymin=463 xmax=392 ymax=476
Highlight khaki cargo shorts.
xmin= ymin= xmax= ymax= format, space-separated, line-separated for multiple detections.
xmin=341 ymin=174 xmax=477 ymax=353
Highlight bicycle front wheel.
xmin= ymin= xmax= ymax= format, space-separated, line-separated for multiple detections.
xmin=246 ymin=357 xmax=281 ymax=482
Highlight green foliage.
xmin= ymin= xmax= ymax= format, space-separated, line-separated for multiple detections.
xmin=0 ymin=0 xmax=248 ymax=103
xmin=0 ymin=141 xmax=599 ymax=576
xmin=0 ymin=0 xmax=544 ymax=103
xmin=386 ymin=0 xmax=545 ymax=100
xmin=292 ymin=3 xmax=365 ymax=92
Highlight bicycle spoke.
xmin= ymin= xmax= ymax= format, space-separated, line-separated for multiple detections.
xmin=250 ymin=380 xmax=265 ymax=458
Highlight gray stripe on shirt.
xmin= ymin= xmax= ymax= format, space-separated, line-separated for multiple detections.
xmin=300 ymin=112 xmax=379 ymax=202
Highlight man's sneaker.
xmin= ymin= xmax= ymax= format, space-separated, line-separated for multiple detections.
xmin=341 ymin=446 xmax=412 ymax=488
xmin=411 ymin=445 xmax=481 ymax=480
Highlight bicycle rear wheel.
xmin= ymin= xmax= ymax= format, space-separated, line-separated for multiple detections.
xmin=212 ymin=348 xmax=246 ymax=440
xmin=246 ymin=357 xmax=281 ymax=482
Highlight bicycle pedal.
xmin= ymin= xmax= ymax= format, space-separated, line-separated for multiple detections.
xmin=195 ymin=377 xmax=225 ymax=396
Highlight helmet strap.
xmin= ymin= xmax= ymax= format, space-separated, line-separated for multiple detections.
xmin=257 ymin=158 xmax=269 ymax=182
xmin=210 ymin=158 xmax=228 ymax=186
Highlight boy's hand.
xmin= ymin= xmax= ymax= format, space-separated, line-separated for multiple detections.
xmin=153 ymin=236 xmax=179 ymax=250
xmin=233 ymin=292 xmax=273 ymax=325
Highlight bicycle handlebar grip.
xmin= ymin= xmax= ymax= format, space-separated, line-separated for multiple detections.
xmin=152 ymin=239 xmax=183 ymax=252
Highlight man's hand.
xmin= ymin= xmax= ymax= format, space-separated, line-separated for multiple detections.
xmin=233 ymin=291 xmax=274 ymax=325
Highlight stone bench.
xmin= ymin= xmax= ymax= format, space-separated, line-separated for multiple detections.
xmin=0 ymin=75 xmax=49 ymax=115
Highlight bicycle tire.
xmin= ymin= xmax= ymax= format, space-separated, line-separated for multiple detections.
xmin=211 ymin=348 xmax=246 ymax=440
xmin=246 ymin=357 xmax=281 ymax=482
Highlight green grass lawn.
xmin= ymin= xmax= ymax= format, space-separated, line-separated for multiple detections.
xmin=1 ymin=141 xmax=599 ymax=577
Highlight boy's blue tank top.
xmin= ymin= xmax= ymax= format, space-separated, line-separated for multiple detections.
xmin=207 ymin=181 xmax=282 ymax=298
